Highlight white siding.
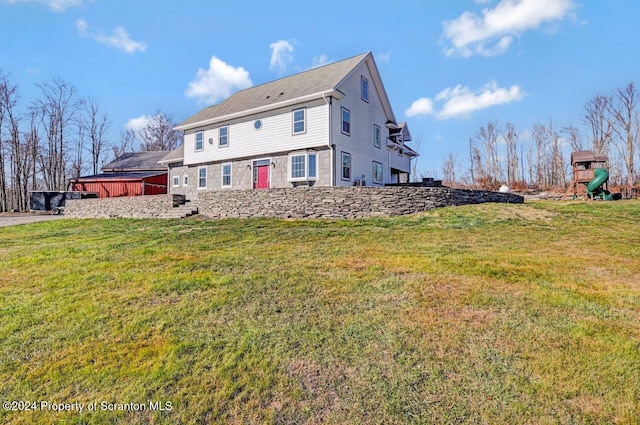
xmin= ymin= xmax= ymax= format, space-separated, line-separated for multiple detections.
xmin=183 ymin=99 xmax=330 ymax=166
xmin=331 ymin=61 xmax=411 ymax=186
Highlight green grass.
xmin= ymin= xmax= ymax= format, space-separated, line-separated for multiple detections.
xmin=1 ymin=200 xmax=639 ymax=424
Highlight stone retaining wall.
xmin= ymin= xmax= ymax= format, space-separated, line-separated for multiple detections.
xmin=62 ymin=188 xmax=523 ymax=219
xmin=64 ymin=194 xmax=184 ymax=218
xmin=199 ymin=187 xmax=523 ymax=219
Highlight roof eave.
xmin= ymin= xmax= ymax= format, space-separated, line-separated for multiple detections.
xmin=175 ymin=89 xmax=343 ymax=131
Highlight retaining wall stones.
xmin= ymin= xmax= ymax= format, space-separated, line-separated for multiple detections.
xmin=62 ymin=188 xmax=523 ymax=219
xmin=64 ymin=194 xmax=184 ymax=218
xmin=198 ymin=187 xmax=523 ymax=219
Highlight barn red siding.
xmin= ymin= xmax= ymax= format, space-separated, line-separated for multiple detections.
xmin=71 ymin=174 xmax=167 ymax=198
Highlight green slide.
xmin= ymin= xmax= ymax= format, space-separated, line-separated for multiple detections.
xmin=586 ymin=168 xmax=612 ymax=200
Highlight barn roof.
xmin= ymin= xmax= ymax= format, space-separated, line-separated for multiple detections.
xmin=102 ymin=151 xmax=169 ymax=172
xmin=70 ymin=171 xmax=167 ymax=182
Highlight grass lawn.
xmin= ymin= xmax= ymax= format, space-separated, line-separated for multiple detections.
xmin=0 ymin=200 xmax=639 ymax=424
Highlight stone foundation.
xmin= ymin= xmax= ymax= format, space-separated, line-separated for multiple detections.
xmin=62 ymin=188 xmax=523 ymax=219
xmin=64 ymin=194 xmax=184 ymax=218
xmin=198 ymin=187 xmax=523 ymax=219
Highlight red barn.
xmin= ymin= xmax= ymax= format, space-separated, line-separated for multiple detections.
xmin=70 ymin=152 xmax=168 ymax=198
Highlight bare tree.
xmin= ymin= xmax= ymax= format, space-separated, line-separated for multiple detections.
xmin=35 ymin=77 xmax=84 ymax=190
xmin=410 ymin=135 xmax=422 ymax=182
xmin=563 ymin=123 xmax=584 ymax=152
xmin=532 ymin=123 xmax=548 ymax=188
xmin=0 ymin=70 xmax=12 ymax=211
xmin=139 ymin=111 xmax=181 ymax=151
xmin=84 ymin=98 xmax=111 ymax=175
xmin=503 ymin=122 xmax=519 ymax=186
xmin=475 ymin=121 xmax=501 ymax=187
xmin=442 ymin=153 xmax=457 ymax=185
xmin=608 ymin=82 xmax=639 ymax=185
xmin=112 ymin=129 xmax=137 ymax=160
xmin=584 ymin=94 xmax=613 ymax=157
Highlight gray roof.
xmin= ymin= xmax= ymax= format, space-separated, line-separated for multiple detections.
xmin=70 ymin=171 xmax=167 ymax=181
xmin=102 ymin=151 xmax=169 ymax=172
xmin=158 ymin=144 xmax=184 ymax=164
xmin=178 ymin=52 xmax=371 ymax=128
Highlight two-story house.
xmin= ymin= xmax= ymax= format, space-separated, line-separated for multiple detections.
xmin=161 ymin=52 xmax=417 ymax=199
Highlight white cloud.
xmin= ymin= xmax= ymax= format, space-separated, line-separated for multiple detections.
xmin=76 ymin=19 xmax=146 ymax=55
xmin=185 ymin=56 xmax=252 ymax=104
xmin=3 ymin=0 xmax=82 ymax=12
xmin=442 ymin=0 xmax=576 ymax=57
xmin=405 ymin=98 xmax=434 ymax=118
xmin=269 ymin=40 xmax=294 ymax=75
xmin=376 ymin=52 xmax=391 ymax=64
xmin=125 ymin=115 xmax=152 ymax=135
xmin=311 ymin=54 xmax=331 ymax=69
xmin=406 ymin=81 xmax=525 ymax=120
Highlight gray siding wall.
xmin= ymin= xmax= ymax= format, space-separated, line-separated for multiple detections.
xmin=169 ymin=149 xmax=332 ymax=200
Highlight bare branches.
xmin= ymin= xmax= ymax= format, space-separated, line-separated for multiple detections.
xmin=139 ymin=111 xmax=181 ymax=152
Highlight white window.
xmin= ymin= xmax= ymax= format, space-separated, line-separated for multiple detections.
xmin=289 ymin=152 xmax=318 ymax=181
xmin=374 ymin=124 xmax=381 ymax=148
xmin=222 ymin=163 xmax=232 ymax=188
xmin=219 ymin=126 xmax=228 ymax=147
xmin=198 ymin=167 xmax=207 ymax=189
xmin=373 ymin=161 xmax=383 ymax=184
xmin=341 ymin=107 xmax=350 ymax=135
xmin=195 ymin=131 xmax=203 ymax=151
xmin=341 ymin=152 xmax=351 ymax=181
xmin=292 ymin=108 xmax=305 ymax=134
xmin=183 ymin=175 xmax=188 ymax=186
xmin=361 ymin=76 xmax=369 ymax=102
xmin=172 ymin=176 xmax=179 ymax=187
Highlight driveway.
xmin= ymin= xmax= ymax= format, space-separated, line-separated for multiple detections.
xmin=0 ymin=213 xmax=66 ymax=228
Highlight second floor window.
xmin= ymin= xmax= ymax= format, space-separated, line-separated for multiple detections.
xmin=341 ymin=108 xmax=350 ymax=135
xmin=195 ymin=131 xmax=203 ymax=151
xmin=219 ymin=126 xmax=228 ymax=147
xmin=374 ymin=124 xmax=381 ymax=148
xmin=293 ymin=108 xmax=305 ymax=134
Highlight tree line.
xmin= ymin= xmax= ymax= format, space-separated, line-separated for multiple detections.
xmin=0 ymin=70 xmax=182 ymax=212
xmin=439 ymin=82 xmax=640 ymax=190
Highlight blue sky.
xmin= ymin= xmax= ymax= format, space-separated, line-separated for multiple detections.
xmin=1 ymin=0 xmax=638 ymax=177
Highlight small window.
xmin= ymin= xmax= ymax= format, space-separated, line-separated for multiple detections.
xmin=293 ymin=108 xmax=305 ymax=134
xmin=341 ymin=108 xmax=350 ymax=135
xmin=372 ymin=161 xmax=383 ymax=184
xmin=308 ymin=154 xmax=317 ymax=178
xmin=374 ymin=124 xmax=381 ymax=148
xmin=254 ymin=119 xmax=262 ymax=130
xmin=219 ymin=126 xmax=228 ymax=147
xmin=289 ymin=152 xmax=318 ymax=181
xmin=341 ymin=152 xmax=351 ymax=181
xmin=195 ymin=131 xmax=203 ymax=151
xmin=361 ymin=76 xmax=369 ymax=102
xmin=222 ymin=163 xmax=232 ymax=187
xmin=183 ymin=175 xmax=188 ymax=186
xmin=172 ymin=176 xmax=180 ymax=187
xmin=198 ymin=167 xmax=207 ymax=189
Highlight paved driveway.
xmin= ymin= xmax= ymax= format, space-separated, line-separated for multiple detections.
xmin=0 ymin=213 xmax=66 ymax=228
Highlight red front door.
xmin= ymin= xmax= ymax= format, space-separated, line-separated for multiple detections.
xmin=254 ymin=165 xmax=270 ymax=189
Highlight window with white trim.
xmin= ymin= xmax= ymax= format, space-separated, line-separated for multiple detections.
xmin=183 ymin=175 xmax=188 ymax=186
xmin=372 ymin=161 xmax=383 ymax=184
xmin=292 ymin=108 xmax=305 ymax=134
xmin=341 ymin=107 xmax=350 ymax=135
xmin=222 ymin=163 xmax=232 ymax=188
xmin=172 ymin=176 xmax=179 ymax=187
xmin=374 ymin=124 xmax=381 ymax=148
xmin=361 ymin=76 xmax=369 ymax=102
xmin=289 ymin=152 xmax=318 ymax=181
xmin=341 ymin=152 xmax=351 ymax=181
xmin=198 ymin=167 xmax=207 ymax=189
xmin=219 ymin=126 xmax=228 ymax=147
xmin=195 ymin=131 xmax=203 ymax=151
